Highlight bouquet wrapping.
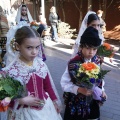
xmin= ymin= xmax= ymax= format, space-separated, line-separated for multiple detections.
xmin=71 ymin=62 xmax=110 ymax=100
xmin=0 ymin=71 xmax=23 ymax=112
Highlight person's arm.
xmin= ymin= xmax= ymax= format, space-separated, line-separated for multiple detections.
xmin=60 ymin=67 xmax=79 ymax=95
xmin=43 ymin=73 xmax=57 ymax=101
xmin=61 ymin=66 xmax=93 ymax=96
xmin=43 ymin=67 xmax=61 ymax=113
xmin=49 ymin=13 xmax=53 ymax=23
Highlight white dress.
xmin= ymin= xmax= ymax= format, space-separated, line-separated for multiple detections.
xmin=3 ymin=57 xmax=63 ymax=120
xmin=8 ymin=97 xmax=62 ymax=120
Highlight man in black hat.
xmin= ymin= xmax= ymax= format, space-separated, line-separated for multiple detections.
xmin=61 ymin=26 xmax=107 ymax=120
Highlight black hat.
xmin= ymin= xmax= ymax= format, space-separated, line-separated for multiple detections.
xmin=80 ymin=26 xmax=102 ymax=47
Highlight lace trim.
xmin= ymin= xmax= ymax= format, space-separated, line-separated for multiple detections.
xmin=3 ymin=57 xmax=48 ymax=84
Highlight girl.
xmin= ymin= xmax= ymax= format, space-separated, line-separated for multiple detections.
xmin=72 ymin=11 xmax=104 ymax=58
xmin=3 ymin=26 xmax=62 ymax=120
xmin=5 ymin=12 xmax=46 ymax=66
xmin=16 ymin=4 xmax=33 ymax=24
xmin=61 ymin=27 xmax=107 ymax=120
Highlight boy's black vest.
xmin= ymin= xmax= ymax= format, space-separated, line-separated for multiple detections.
xmin=63 ymin=52 xmax=102 ymax=117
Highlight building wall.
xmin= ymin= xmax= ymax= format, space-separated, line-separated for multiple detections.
xmin=92 ymin=0 xmax=120 ymax=30
xmin=44 ymin=0 xmax=120 ymax=31
xmin=10 ymin=0 xmax=120 ymax=31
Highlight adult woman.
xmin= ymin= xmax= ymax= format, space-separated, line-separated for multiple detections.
xmin=72 ymin=11 xmax=104 ymax=58
xmin=49 ymin=6 xmax=58 ymax=42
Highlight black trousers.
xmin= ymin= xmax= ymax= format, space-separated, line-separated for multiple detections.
xmin=64 ymin=100 xmax=100 ymax=120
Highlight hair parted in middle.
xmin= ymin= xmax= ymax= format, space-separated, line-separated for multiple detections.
xmin=22 ymin=4 xmax=27 ymax=8
xmin=87 ymin=13 xmax=99 ymax=25
xmin=15 ymin=26 xmax=40 ymax=45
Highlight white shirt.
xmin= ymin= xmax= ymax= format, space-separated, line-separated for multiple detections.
xmin=60 ymin=59 xmax=105 ymax=95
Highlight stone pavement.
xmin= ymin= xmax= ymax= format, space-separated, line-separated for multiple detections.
xmin=0 ymin=38 xmax=119 ymax=120
xmin=44 ymin=38 xmax=120 ymax=120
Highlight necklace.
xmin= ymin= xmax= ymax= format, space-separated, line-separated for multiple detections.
xmin=27 ymin=61 xmax=33 ymax=66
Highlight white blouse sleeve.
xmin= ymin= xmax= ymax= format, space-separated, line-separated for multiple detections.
xmin=60 ymin=67 xmax=79 ymax=95
xmin=102 ymin=80 xmax=105 ymax=91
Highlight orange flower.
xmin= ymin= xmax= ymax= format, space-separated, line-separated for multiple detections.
xmin=103 ymin=43 xmax=111 ymax=50
xmin=30 ymin=21 xmax=37 ymax=25
xmin=30 ymin=21 xmax=34 ymax=25
xmin=82 ymin=63 xmax=96 ymax=71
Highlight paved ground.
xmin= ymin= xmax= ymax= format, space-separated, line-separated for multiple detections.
xmin=0 ymin=38 xmax=120 ymax=120
xmin=44 ymin=39 xmax=120 ymax=120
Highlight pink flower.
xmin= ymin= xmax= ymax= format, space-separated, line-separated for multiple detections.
xmin=1 ymin=97 xmax=11 ymax=106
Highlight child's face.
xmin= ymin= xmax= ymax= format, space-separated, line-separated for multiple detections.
xmin=88 ymin=20 xmax=100 ymax=30
xmin=17 ymin=37 xmax=40 ymax=62
xmin=81 ymin=46 xmax=98 ymax=59
xmin=21 ymin=6 xmax=27 ymax=16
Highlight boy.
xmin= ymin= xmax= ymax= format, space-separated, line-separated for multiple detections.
xmin=61 ymin=26 xmax=107 ymax=120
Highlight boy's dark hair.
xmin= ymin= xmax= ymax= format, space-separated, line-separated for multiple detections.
xmin=87 ymin=14 xmax=99 ymax=25
xmin=15 ymin=26 xmax=40 ymax=45
xmin=80 ymin=26 xmax=101 ymax=47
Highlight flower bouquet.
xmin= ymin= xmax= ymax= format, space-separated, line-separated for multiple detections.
xmin=97 ymin=43 xmax=116 ymax=58
xmin=30 ymin=21 xmax=39 ymax=30
xmin=0 ymin=71 xmax=23 ymax=112
xmin=73 ymin=62 xmax=109 ymax=89
xmin=70 ymin=62 xmax=110 ymax=104
xmin=64 ymin=62 xmax=109 ymax=116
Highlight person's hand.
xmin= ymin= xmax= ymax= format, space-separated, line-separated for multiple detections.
xmin=19 ymin=95 xmax=41 ymax=106
xmin=77 ymin=87 xmax=92 ymax=96
xmin=99 ymin=91 xmax=107 ymax=106
xmin=53 ymin=101 xmax=60 ymax=113
xmin=101 ymin=91 xmax=107 ymax=99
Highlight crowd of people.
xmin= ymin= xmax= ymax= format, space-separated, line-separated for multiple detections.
xmin=0 ymin=3 xmax=110 ymax=120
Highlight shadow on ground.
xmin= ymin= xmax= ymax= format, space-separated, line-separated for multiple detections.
xmin=52 ymin=43 xmax=73 ymax=49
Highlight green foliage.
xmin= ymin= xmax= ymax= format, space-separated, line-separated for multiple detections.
xmin=71 ymin=62 xmax=110 ymax=89
xmin=98 ymin=69 xmax=111 ymax=80
xmin=0 ymin=75 xmax=23 ymax=100
xmin=97 ymin=45 xmax=113 ymax=57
